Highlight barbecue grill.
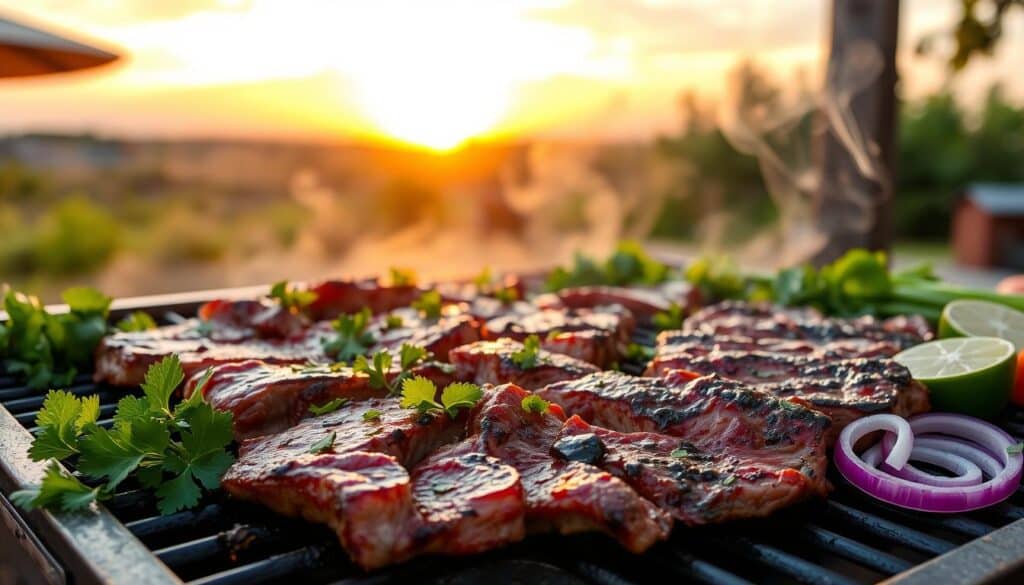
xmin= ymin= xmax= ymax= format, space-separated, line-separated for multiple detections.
xmin=2 ymin=288 xmax=1024 ymax=585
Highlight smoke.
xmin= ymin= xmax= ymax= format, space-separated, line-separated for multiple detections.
xmin=717 ymin=39 xmax=888 ymax=267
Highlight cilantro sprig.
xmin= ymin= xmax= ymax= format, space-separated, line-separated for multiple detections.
xmin=521 ymin=395 xmax=550 ymax=414
xmin=309 ymin=398 xmax=348 ymax=416
xmin=0 ymin=286 xmax=112 ymax=390
xmin=400 ymin=377 xmax=483 ymax=418
xmin=389 ymin=267 xmax=417 ymax=287
xmin=545 ymin=241 xmax=670 ymax=291
xmin=269 ymin=280 xmax=317 ymax=312
xmin=116 ymin=311 xmax=157 ymax=332
xmin=511 ymin=335 xmax=542 ymax=369
xmin=323 ymin=308 xmax=375 ymax=362
xmin=353 ymin=345 xmax=428 ymax=395
xmin=12 ymin=356 xmax=236 ymax=516
xmin=412 ymin=291 xmax=443 ymax=319
xmin=652 ymin=302 xmax=684 ymax=331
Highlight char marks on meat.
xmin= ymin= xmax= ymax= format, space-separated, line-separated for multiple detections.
xmin=185 ymin=360 xmax=455 ymax=439
xmin=538 ymin=371 xmax=831 ymax=498
xmin=450 ymin=338 xmax=600 ymax=390
xmin=306 ymin=279 xmax=421 ymax=320
xmin=482 ymin=305 xmax=635 ymax=367
xmin=428 ymin=384 xmax=672 ymax=552
xmin=368 ymin=308 xmax=480 ymax=362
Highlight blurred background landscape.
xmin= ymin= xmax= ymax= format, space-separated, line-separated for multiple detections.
xmin=1 ymin=1 xmax=1023 ymax=301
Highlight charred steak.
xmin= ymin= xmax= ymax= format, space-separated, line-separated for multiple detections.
xmin=450 ymin=338 xmax=600 ymax=390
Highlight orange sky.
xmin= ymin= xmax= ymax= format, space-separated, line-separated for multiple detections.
xmin=1 ymin=0 xmax=1022 ymax=150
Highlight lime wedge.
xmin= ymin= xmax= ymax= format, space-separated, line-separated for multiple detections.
xmin=939 ymin=299 xmax=1024 ymax=350
xmin=894 ymin=337 xmax=1016 ymax=418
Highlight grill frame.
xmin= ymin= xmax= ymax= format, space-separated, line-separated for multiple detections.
xmin=1 ymin=286 xmax=1023 ymax=585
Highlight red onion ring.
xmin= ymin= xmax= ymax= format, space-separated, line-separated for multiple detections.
xmin=864 ymin=443 xmax=983 ymax=487
xmin=835 ymin=413 xmax=1023 ymax=513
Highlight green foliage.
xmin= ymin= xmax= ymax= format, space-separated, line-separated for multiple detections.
xmin=412 ymin=290 xmax=443 ymax=319
xmin=917 ymin=1 xmax=1024 ymax=70
xmin=652 ymin=302 xmax=685 ymax=331
xmin=520 ymin=394 xmax=550 ymax=414
xmin=352 ymin=344 xmax=427 ymax=395
xmin=0 ymin=286 xmax=111 ymax=389
xmin=33 ymin=197 xmax=120 ymax=275
xmin=268 ymin=280 xmax=317 ymax=311
xmin=308 ymin=398 xmax=348 ymax=416
xmin=116 ymin=311 xmax=157 ymax=332
xmin=400 ymin=376 xmax=482 ymax=418
xmin=14 ymin=357 xmax=235 ymax=516
xmin=545 ymin=241 xmax=670 ymax=291
xmin=510 ymin=335 xmax=542 ymax=369
xmin=308 ymin=432 xmax=336 ymax=454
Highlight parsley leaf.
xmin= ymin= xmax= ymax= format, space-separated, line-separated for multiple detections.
xmin=141 ymin=355 xmax=184 ymax=415
xmin=521 ymin=395 xmax=550 ymax=414
xmin=323 ymin=308 xmax=375 ymax=362
xmin=412 ymin=291 xmax=443 ymax=319
xmin=353 ymin=345 xmax=427 ymax=395
xmin=1007 ymin=443 xmax=1024 ymax=455
xmin=625 ymin=343 xmax=655 ymax=361
xmin=400 ymin=376 xmax=440 ymax=413
xmin=440 ymin=383 xmax=483 ymax=417
xmin=62 ymin=287 xmax=112 ymax=315
xmin=309 ymin=432 xmax=336 ymax=454
xmin=652 ymin=302 xmax=684 ymax=331
xmin=384 ymin=314 xmax=404 ymax=330
xmin=511 ymin=335 xmax=542 ymax=369
xmin=399 ymin=344 xmax=429 ymax=370
xmin=269 ymin=280 xmax=317 ymax=311
xmin=309 ymin=398 xmax=349 ymax=415
xmin=362 ymin=409 xmax=383 ymax=422
xmin=473 ymin=267 xmax=494 ymax=289
xmin=115 ymin=311 xmax=157 ymax=332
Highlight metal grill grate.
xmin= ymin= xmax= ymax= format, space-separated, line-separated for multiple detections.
xmin=3 ymin=302 xmax=1024 ymax=585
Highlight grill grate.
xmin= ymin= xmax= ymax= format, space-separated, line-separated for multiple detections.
xmin=2 ymin=307 xmax=1024 ymax=585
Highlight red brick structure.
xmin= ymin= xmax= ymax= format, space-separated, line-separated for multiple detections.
xmin=953 ymin=184 xmax=1024 ymax=268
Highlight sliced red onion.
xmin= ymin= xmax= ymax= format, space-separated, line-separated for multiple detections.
xmin=835 ymin=413 xmax=1024 ymax=513
xmin=864 ymin=442 xmax=983 ymax=487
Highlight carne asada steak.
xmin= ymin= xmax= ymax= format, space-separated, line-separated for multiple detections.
xmin=94 ymin=320 xmax=334 ymax=387
xmin=645 ymin=351 xmax=930 ymax=442
xmin=305 ymin=278 xmax=422 ymax=320
xmin=685 ymin=301 xmax=931 ymax=351
xmin=482 ymin=305 xmax=635 ymax=367
xmin=554 ymin=415 xmax=820 ymax=524
xmin=368 ymin=308 xmax=480 ymax=362
xmin=428 ymin=384 xmax=672 ymax=552
xmin=450 ymin=338 xmax=600 ymax=390
xmin=184 ymin=360 xmax=455 ymax=439
xmin=652 ymin=331 xmax=902 ymax=361
xmin=537 ymin=371 xmax=830 ymax=497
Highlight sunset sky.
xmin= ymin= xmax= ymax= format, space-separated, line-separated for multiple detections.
xmin=2 ymin=0 xmax=1022 ymax=150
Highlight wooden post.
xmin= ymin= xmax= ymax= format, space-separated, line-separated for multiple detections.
xmin=812 ymin=0 xmax=899 ymax=265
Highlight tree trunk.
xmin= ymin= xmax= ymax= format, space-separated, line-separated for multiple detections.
xmin=812 ymin=0 xmax=900 ymax=265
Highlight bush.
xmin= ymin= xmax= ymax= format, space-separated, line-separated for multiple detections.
xmin=32 ymin=196 xmax=120 ymax=275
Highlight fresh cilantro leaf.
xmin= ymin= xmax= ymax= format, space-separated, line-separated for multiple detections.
xmin=362 ymin=409 xmax=383 ymax=422
xmin=309 ymin=432 xmax=336 ymax=454
xmin=670 ymin=448 xmax=689 ymax=458
xmin=399 ymin=344 xmax=428 ymax=370
xmin=412 ymin=291 xmax=442 ymax=319
xmin=10 ymin=461 xmax=104 ymax=513
xmin=324 ymin=308 xmax=375 ymax=362
xmin=61 ymin=287 xmax=112 ymax=316
xmin=440 ymin=383 xmax=483 ymax=417
xmin=652 ymin=302 xmax=684 ymax=331
xmin=389 ymin=267 xmax=417 ymax=286
xmin=116 ymin=311 xmax=157 ymax=332
xmin=28 ymin=390 xmax=97 ymax=461
xmin=473 ymin=267 xmax=493 ymax=289
xmin=77 ymin=426 xmax=145 ymax=489
xmin=1007 ymin=443 xmax=1024 ymax=455
xmin=353 ymin=350 xmax=392 ymax=391
xmin=141 ymin=355 xmax=184 ymax=415
xmin=400 ymin=376 xmax=441 ymax=413
xmin=111 ymin=395 xmax=150 ymax=434
xmin=309 ymin=398 xmax=348 ymax=415
xmin=625 ymin=343 xmax=654 ymax=361
xmin=384 ymin=314 xmax=404 ymax=330
xmin=494 ymin=286 xmax=519 ymax=304
xmin=511 ymin=335 xmax=542 ymax=369
xmin=521 ymin=395 xmax=549 ymax=414
xmin=154 ymin=470 xmax=202 ymax=515
xmin=722 ymin=475 xmax=737 ymax=486
xmin=173 ymin=368 xmax=215 ymax=418
xmin=177 ymin=402 xmax=234 ymax=462
xmin=269 ymin=280 xmax=317 ymax=311
xmin=189 ymin=451 xmax=235 ymax=490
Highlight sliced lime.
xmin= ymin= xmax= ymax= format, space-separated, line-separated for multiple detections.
xmin=894 ymin=337 xmax=1016 ymax=418
xmin=939 ymin=299 xmax=1024 ymax=350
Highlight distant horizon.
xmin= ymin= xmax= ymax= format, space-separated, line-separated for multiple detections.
xmin=2 ymin=1 xmax=1022 ymax=151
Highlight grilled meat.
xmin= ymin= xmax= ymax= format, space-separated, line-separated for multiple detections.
xmin=482 ymin=305 xmax=635 ymax=367
xmin=535 ymin=283 xmax=697 ymax=320
xmin=450 ymin=338 xmax=600 ymax=390
xmin=685 ymin=301 xmax=932 ymax=351
xmin=222 ymin=399 xmax=474 ymax=568
xmin=94 ymin=321 xmax=333 ymax=386
xmin=646 ymin=351 xmax=929 ymax=442
xmin=537 ymin=371 xmax=831 ymax=497
xmin=555 ymin=415 xmax=821 ymax=524
xmin=305 ymin=279 xmax=421 ymax=320
xmin=653 ymin=331 xmax=902 ymax=360
xmin=197 ymin=299 xmax=309 ymax=340
xmin=184 ymin=360 xmax=455 ymax=439
xmin=368 ymin=308 xmax=480 ymax=362
xmin=430 ymin=384 xmax=672 ymax=552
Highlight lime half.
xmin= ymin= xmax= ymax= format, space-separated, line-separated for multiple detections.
xmin=894 ymin=337 xmax=1016 ymax=418
xmin=939 ymin=299 xmax=1024 ymax=350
